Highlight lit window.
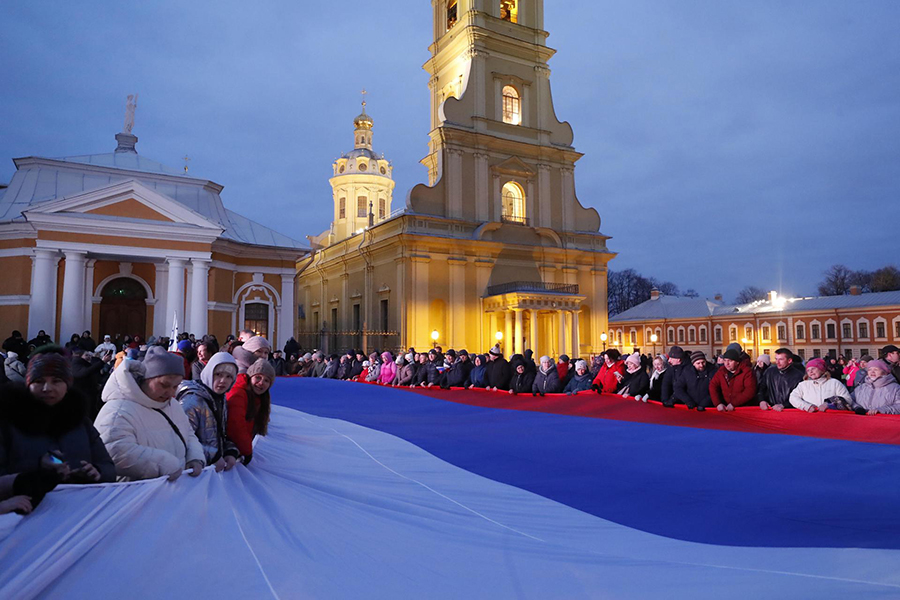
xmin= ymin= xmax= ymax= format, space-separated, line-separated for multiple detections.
xmin=777 ymin=325 xmax=786 ymax=340
xmin=630 ymin=331 xmax=636 ymax=345
xmin=730 ymin=327 xmax=737 ymax=341
xmin=447 ymin=0 xmax=458 ymax=29
xmin=357 ymin=197 xmax=367 ymax=218
xmin=500 ymin=0 xmax=518 ymax=23
xmin=744 ymin=326 xmax=752 ymax=341
xmin=339 ymin=197 xmax=346 ymax=219
xmin=501 ymin=85 xmax=521 ymax=125
xmin=762 ymin=326 xmax=770 ymax=341
xmin=501 ymin=181 xmax=526 ymax=223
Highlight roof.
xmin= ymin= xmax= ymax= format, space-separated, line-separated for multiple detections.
xmin=2 ymin=147 xmax=307 ymax=251
xmin=611 ymin=290 xmax=900 ymax=322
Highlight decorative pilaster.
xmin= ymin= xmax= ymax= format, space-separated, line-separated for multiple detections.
xmin=165 ymin=258 xmax=186 ymax=336
xmin=59 ymin=251 xmax=87 ymax=340
xmin=189 ymin=259 xmax=209 ymax=337
xmin=28 ymin=249 xmax=60 ymax=340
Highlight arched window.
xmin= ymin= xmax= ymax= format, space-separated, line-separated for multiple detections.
xmin=378 ymin=198 xmax=386 ymax=219
xmin=500 ymin=0 xmax=518 ymax=23
xmin=243 ymin=303 xmax=269 ymax=338
xmin=447 ymin=0 xmax=458 ymax=29
xmin=357 ymin=196 xmax=368 ymax=217
xmin=501 ymin=85 xmax=521 ymax=125
xmin=501 ymin=182 xmax=526 ymax=224
xmin=339 ymin=197 xmax=346 ymax=219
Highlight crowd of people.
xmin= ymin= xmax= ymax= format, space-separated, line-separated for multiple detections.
xmin=286 ymin=340 xmax=900 ymax=417
xmin=0 ymin=329 xmax=278 ymax=518
xmin=2 ymin=326 xmax=899 ymax=519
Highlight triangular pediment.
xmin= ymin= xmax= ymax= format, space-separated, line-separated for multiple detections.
xmin=491 ymin=156 xmax=536 ymax=178
xmin=23 ymin=179 xmax=223 ymax=231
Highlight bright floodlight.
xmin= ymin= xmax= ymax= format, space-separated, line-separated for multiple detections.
xmin=495 ymin=331 xmax=503 ymax=341
xmin=431 ymin=329 xmax=439 ymax=341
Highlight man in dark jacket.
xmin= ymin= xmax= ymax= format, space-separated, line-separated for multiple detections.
xmin=485 ymin=346 xmax=511 ymax=391
xmin=321 ymin=354 xmax=339 ymax=378
xmin=349 ymin=350 xmax=365 ymax=379
xmin=676 ymin=351 xmax=718 ymax=410
xmin=28 ymin=330 xmax=52 ymax=349
xmin=269 ymin=350 xmax=286 ymax=377
xmin=881 ymin=345 xmax=900 ymax=387
xmin=283 ymin=337 xmax=300 ymax=359
xmin=441 ymin=350 xmax=472 ymax=389
xmin=77 ymin=331 xmax=97 ymax=353
xmin=660 ymin=345 xmax=688 ymax=408
xmin=508 ymin=358 xmax=536 ymax=395
xmin=416 ymin=350 xmax=441 ymax=387
xmin=71 ymin=348 xmax=110 ymax=419
xmin=760 ymin=348 xmax=805 ymax=411
xmin=2 ymin=330 xmax=28 ymax=358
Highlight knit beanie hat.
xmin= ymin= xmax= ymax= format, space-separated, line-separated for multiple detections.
xmin=756 ymin=354 xmax=771 ymax=366
xmin=26 ymin=348 xmax=73 ymax=387
xmin=232 ymin=346 xmax=257 ymax=374
xmin=243 ymin=336 xmax=271 ymax=354
xmin=559 ymin=354 xmax=570 ymax=363
xmin=726 ymin=342 xmax=743 ymax=355
xmin=143 ymin=346 xmax=186 ymax=380
xmin=177 ymin=339 xmax=193 ymax=353
xmin=247 ymin=357 xmax=276 ymax=381
xmin=575 ymin=359 xmax=588 ymax=372
xmin=539 ymin=355 xmax=551 ymax=364
xmin=200 ymin=351 xmax=238 ymax=391
xmin=722 ymin=348 xmax=742 ymax=361
xmin=690 ymin=351 xmax=706 ymax=364
xmin=625 ymin=352 xmax=642 ymax=368
xmin=489 ymin=345 xmax=502 ymax=357
xmin=805 ymin=358 xmax=827 ymax=372
xmin=865 ymin=359 xmax=891 ymax=375
xmin=668 ymin=346 xmax=685 ymax=359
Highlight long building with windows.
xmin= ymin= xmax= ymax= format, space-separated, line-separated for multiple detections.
xmin=609 ymin=288 xmax=900 ymax=361
xmin=295 ymin=0 xmax=614 ymax=356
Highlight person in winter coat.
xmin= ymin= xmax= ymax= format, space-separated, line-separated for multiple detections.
xmin=94 ymin=347 xmax=205 ymax=481
xmin=787 ymin=358 xmax=851 ymax=413
xmin=336 ymin=354 xmax=352 ymax=380
xmin=440 ymin=350 xmax=470 ymax=389
xmin=710 ymin=348 xmax=758 ymax=411
xmin=71 ymin=348 xmax=112 ymax=419
xmin=556 ymin=354 xmax=570 ymax=384
xmin=881 ymin=345 xmax=900 ymax=386
xmin=322 ymin=354 xmax=340 ymax=379
xmin=416 ymin=351 xmax=441 ymax=387
xmin=0 ymin=348 xmax=115 ymax=484
xmin=349 ymin=351 xmax=366 ymax=380
xmin=563 ymin=360 xmax=592 ymax=394
xmin=508 ymin=360 xmax=535 ymax=395
xmin=659 ymin=346 xmax=688 ymax=407
xmin=226 ymin=358 xmax=275 ymax=465
xmin=177 ymin=352 xmax=240 ymax=471
xmin=27 ymin=330 xmax=52 ymax=351
xmin=760 ymin=348 xmax=805 ymax=411
xmin=617 ymin=353 xmax=650 ymax=400
xmin=485 ymin=346 xmax=511 ymax=391
xmin=283 ymin=337 xmax=300 ymax=360
xmin=4 ymin=352 xmax=26 ymax=384
xmin=592 ymin=349 xmax=624 ymax=394
xmin=378 ymin=351 xmax=396 ymax=385
xmin=532 ymin=356 xmax=561 ymax=395
xmin=675 ymin=351 xmax=718 ymax=410
xmin=849 ymin=360 xmax=900 ymax=415
xmin=2 ymin=330 xmax=29 ymax=357
xmin=647 ymin=356 xmax=668 ymax=402
xmin=466 ymin=355 xmax=488 ymax=389
xmin=269 ymin=350 xmax=286 ymax=377
xmin=395 ymin=355 xmax=416 ymax=386
xmin=753 ymin=354 xmax=770 ymax=399
xmin=191 ymin=342 xmax=213 ymax=381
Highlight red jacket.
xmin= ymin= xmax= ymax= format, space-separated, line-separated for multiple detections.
xmin=226 ymin=373 xmax=258 ymax=457
xmin=710 ymin=362 xmax=757 ymax=407
xmin=556 ymin=362 xmax=569 ymax=382
xmin=592 ymin=360 xmax=625 ymax=394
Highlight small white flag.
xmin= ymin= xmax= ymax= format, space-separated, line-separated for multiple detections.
xmin=169 ymin=311 xmax=179 ymax=350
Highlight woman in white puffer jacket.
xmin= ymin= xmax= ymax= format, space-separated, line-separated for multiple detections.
xmin=788 ymin=357 xmax=851 ymax=413
xmin=94 ymin=347 xmax=205 ymax=481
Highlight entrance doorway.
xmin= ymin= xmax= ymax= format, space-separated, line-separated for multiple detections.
xmin=99 ymin=278 xmax=147 ymax=340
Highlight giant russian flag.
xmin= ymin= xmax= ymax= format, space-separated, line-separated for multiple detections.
xmin=1 ymin=378 xmax=898 ymax=598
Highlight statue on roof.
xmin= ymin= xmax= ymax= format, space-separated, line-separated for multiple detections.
xmin=123 ymin=94 xmax=138 ymax=134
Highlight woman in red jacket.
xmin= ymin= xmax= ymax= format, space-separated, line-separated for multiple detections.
xmin=592 ymin=349 xmax=625 ymax=394
xmin=226 ymin=358 xmax=275 ymax=465
xmin=710 ymin=348 xmax=757 ymax=411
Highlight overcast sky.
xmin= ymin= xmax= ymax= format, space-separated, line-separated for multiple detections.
xmin=1 ymin=1 xmax=898 ymax=302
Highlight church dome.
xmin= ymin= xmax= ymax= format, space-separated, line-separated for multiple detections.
xmin=354 ymin=109 xmax=373 ymax=130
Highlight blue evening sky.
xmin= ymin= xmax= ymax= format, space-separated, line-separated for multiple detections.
xmin=1 ymin=1 xmax=898 ymax=301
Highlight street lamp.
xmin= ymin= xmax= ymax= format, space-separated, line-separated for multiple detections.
xmin=431 ymin=329 xmax=439 ymax=349
xmin=650 ymin=333 xmax=658 ymax=356
xmin=600 ymin=332 xmax=607 ymax=351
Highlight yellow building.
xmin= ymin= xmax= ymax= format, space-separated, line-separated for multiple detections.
xmin=296 ymin=0 xmax=614 ymax=357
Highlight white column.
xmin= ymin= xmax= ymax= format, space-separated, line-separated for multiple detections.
xmin=59 ymin=251 xmax=87 ymax=340
xmin=189 ymin=259 xmax=209 ymax=337
xmin=489 ymin=311 xmax=498 ymax=351
xmin=514 ymin=309 xmax=524 ymax=356
xmin=165 ymin=258 xmax=186 ymax=337
xmin=153 ymin=263 xmax=168 ymax=338
xmin=572 ymin=310 xmax=581 ymax=358
xmin=529 ymin=309 xmax=539 ymax=358
xmin=28 ymin=249 xmax=60 ymax=340
xmin=83 ymin=259 xmax=96 ymax=335
xmin=558 ymin=311 xmax=567 ymax=358
xmin=184 ymin=267 xmax=194 ymax=333
xmin=280 ymin=273 xmax=295 ymax=350
xmin=504 ymin=311 xmax=513 ymax=356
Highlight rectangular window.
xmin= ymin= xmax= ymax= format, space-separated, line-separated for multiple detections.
xmin=677 ymin=329 xmax=684 ymax=343
xmin=796 ymin=324 xmax=805 ymax=339
xmin=667 ymin=329 xmax=674 ymax=343
xmin=331 ymin=307 xmax=338 ymax=332
xmin=357 ymin=197 xmax=368 ymax=218
xmin=714 ymin=328 xmax=722 ymax=343
xmin=447 ymin=0 xmax=458 ymax=29
xmin=859 ymin=322 xmax=869 ymax=338
xmin=826 ymin=323 xmax=836 ymax=339
xmin=700 ymin=328 xmax=707 ymax=343
xmin=243 ymin=302 xmax=269 ymax=338
xmin=339 ymin=197 xmax=346 ymax=219
xmin=811 ymin=324 xmax=820 ymax=340
xmin=777 ymin=325 xmax=786 ymax=340
xmin=813 ymin=349 xmax=821 ymax=358
xmin=798 ymin=348 xmax=806 ymax=360
xmin=352 ymin=304 xmax=361 ymax=330
xmin=845 ymin=349 xmax=853 ymax=358
xmin=829 ymin=349 xmax=837 ymax=359
xmin=631 ymin=331 xmax=637 ymax=345
xmin=688 ymin=329 xmax=696 ymax=343
xmin=313 ymin=311 xmax=319 ymax=330
xmin=378 ymin=198 xmax=386 ymax=219
xmin=842 ymin=323 xmax=852 ymax=338
xmin=896 ymin=322 xmax=900 ymax=338
xmin=745 ymin=326 xmax=753 ymax=341
xmin=861 ymin=348 xmax=869 ymax=358
xmin=876 ymin=322 xmax=886 ymax=338
xmin=500 ymin=0 xmax=518 ymax=22
xmin=764 ymin=349 xmax=770 ymax=355
xmin=762 ymin=326 xmax=770 ymax=341
xmin=381 ymin=299 xmax=389 ymax=331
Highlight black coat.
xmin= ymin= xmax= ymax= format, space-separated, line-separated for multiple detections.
xmin=617 ymin=369 xmax=650 ymax=397
xmin=509 ymin=370 xmax=536 ymax=394
xmin=442 ymin=359 xmax=473 ymax=388
xmin=762 ymin=365 xmax=805 ymax=407
xmin=675 ymin=362 xmax=718 ymax=408
xmin=2 ymin=336 xmax=27 ymax=358
xmin=485 ymin=357 xmax=511 ymax=390
xmin=416 ymin=361 xmax=440 ymax=385
xmin=532 ymin=367 xmax=560 ymax=394
xmin=661 ymin=362 xmax=689 ymax=404
xmin=72 ymin=356 xmax=105 ymax=419
xmin=283 ymin=338 xmax=300 ymax=358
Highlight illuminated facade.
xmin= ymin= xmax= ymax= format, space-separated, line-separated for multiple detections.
xmin=296 ymin=0 xmax=615 ymax=356
xmin=609 ymin=289 xmax=900 ymax=361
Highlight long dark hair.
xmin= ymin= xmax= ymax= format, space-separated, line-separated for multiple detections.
xmin=245 ymin=380 xmax=271 ymax=437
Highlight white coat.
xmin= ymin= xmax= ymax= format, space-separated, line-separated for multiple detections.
xmin=788 ymin=376 xmax=851 ymax=411
xmin=94 ymin=361 xmax=205 ymax=481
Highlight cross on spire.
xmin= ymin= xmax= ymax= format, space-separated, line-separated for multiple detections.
xmin=182 ymin=155 xmax=190 ymax=174
xmin=361 ymin=88 xmax=367 ymax=111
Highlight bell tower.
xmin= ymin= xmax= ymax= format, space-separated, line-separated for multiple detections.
xmin=409 ymin=0 xmax=601 ymax=234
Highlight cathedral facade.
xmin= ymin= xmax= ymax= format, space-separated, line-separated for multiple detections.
xmin=295 ymin=0 xmax=614 ymax=357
